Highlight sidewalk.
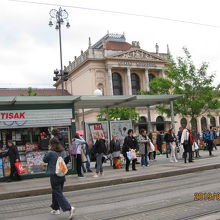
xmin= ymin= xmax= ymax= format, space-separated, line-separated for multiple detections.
xmin=1 ymin=149 xmax=220 ymax=200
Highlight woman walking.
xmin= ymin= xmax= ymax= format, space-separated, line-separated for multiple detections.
xmin=0 ymin=140 xmax=21 ymax=182
xmin=43 ymin=138 xmax=75 ymax=219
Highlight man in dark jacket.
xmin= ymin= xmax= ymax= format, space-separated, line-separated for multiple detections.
xmin=156 ymin=131 xmax=163 ymax=154
xmin=122 ymin=129 xmax=137 ymax=172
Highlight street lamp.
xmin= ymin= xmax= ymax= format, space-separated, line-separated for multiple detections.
xmin=49 ymin=7 xmax=70 ymax=95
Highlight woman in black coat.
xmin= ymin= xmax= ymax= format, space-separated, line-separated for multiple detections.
xmin=0 ymin=140 xmax=20 ymax=181
xmin=122 ymin=129 xmax=137 ymax=172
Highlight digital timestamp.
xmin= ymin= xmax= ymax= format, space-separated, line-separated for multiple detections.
xmin=194 ymin=192 xmax=220 ymax=201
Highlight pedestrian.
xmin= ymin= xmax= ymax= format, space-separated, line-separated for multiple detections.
xmin=93 ymin=132 xmax=107 ymax=177
xmin=203 ymin=127 xmax=214 ymax=156
xmin=148 ymin=132 xmax=156 ymax=160
xmin=122 ymin=129 xmax=138 ymax=172
xmin=156 ymin=131 xmax=163 ymax=154
xmin=43 ymin=137 xmax=75 ymax=219
xmin=72 ymin=134 xmax=87 ymax=178
xmin=80 ymin=135 xmax=93 ymax=173
xmin=0 ymin=140 xmax=21 ymax=182
xmin=51 ymin=129 xmax=65 ymax=149
xmin=164 ymin=131 xmax=170 ymax=158
xmin=167 ymin=129 xmax=178 ymax=163
xmin=110 ymin=134 xmax=121 ymax=169
xmin=138 ymin=129 xmax=149 ymax=167
xmin=177 ymin=127 xmax=184 ymax=159
xmin=181 ymin=126 xmax=194 ymax=163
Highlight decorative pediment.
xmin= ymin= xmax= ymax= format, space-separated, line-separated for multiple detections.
xmin=109 ymin=48 xmax=166 ymax=62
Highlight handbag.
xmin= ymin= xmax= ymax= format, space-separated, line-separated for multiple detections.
xmin=14 ymin=161 xmax=25 ymax=175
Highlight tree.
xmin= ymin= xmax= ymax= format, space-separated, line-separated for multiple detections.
xmin=141 ymin=48 xmax=220 ymax=131
xmin=97 ymin=107 xmax=139 ymax=122
xmin=20 ymin=87 xmax=37 ymax=96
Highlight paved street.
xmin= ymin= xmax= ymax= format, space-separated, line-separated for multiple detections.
xmin=1 ymin=168 xmax=220 ymax=220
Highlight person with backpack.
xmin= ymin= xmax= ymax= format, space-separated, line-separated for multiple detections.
xmin=203 ymin=126 xmax=215 ymax=156
xmin=43 ymin=137 xmax=75 ymax=219
xmin=93 ymin=132 xmax=107 ymax=177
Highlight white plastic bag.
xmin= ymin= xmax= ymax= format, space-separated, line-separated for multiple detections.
xmin=55 ymin=156 xmax=68 ymax=177
xmin=149 ymin=141 xmax=155 ymax=152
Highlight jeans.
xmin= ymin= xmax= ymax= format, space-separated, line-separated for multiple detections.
xmin=50 ymin=175 xmax=71 ymax=211
xmin=96 ymin=153 xmax=103 ymax=174
xmin=141 ymin=154 xmax=149 ymax=166
xmin=81 ymin=155 xmax=91 ymax=172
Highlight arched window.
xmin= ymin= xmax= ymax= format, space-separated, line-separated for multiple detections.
xmin=191 ymin=118 xmax=198 ymax=136
xmin=131 ymin=73 xmax=140 ymax=95
xmin=180 ymin=118 xmax=187 ymax=129
xmin=138 ymin=116 xmax=148 ymax=132
xmin=210 ymin=117 xmax=216 ymax=127
xmin=201 ymin=117 xmax=207 ymax=131
xmin=156 ymin=116 xmax=165 ymax=131
xmin=148 ymin=73 xmax=156 ymax=82
xmin=112 ymin=72 xmax=123 ymax=95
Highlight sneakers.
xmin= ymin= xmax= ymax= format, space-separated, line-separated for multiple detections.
xmin=50 ymin=209 xmax=60 ymax=215
xmin=87 ymin=169 xmax=93 ymax=173
xmin=68 ymin=206 xmax=75 ymax=220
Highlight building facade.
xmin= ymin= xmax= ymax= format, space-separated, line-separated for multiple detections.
xmin=55 ymin=33 xmax=220 ymax=134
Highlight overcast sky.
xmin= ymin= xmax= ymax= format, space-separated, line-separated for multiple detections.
xmin=1 ymin=0 xmax=220 ymax=88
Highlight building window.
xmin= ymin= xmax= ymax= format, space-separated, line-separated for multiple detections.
xmin=201 ymin=117 xmax=207 ymax=131
xmin=138 ymin=116 xmax=148 ymax=132
xmin=210 ymin=117 xmax=216 ymax=127
xmin=180 ymin=118 xmax=187 ymax=129
xmin=131 ymin=73 xmax=140 ymax=95
xmin=156 ymin=116 xmax=165 ymax=131
xmin=112 ymin=72 xmax=123 ymax=95
xmin=148 ymin=73 xmax=156 ymax=82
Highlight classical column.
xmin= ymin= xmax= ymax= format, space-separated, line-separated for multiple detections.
xmin=127 ymin=67 xmax=132 ymax=95
xmin=107 ymin=66 xmax=113 ymax=95
xmin=161 ymin=69 xmax=165 ymax=78
xmin=147 ymin=106 xmax=152 ymax=132
xmin=145 ymin=69 xmax=150 ymax=91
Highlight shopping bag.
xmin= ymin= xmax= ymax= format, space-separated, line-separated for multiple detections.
xmin=149 ymin=141 xmax=155 ymax=152
xmin=14 ymin=161 xmax=25 ymax=175
xmin=131 ymin=149 xmax=137 ymax=160
xmin=126 ymin=151 xmax=132 ymax=161
xmin=55 ymin=156 xmax=68 ymax=177
xmin=194 ymin=142 xmax=199 ymax=150
xmin=115 ymin=157 xmax=121 ymax=169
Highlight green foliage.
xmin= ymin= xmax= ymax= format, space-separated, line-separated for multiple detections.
xmin=145 ymin=48 xmax=220 ymax=118
xmin=20 ymin=87 xmax=37 ymax=96
xmin=97 ymin=107 xmax=139 ymax=122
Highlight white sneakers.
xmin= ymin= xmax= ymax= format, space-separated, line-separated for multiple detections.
xmin=69 ymin=206 xmax=76 ymax=220
xmin=50 ymin=209 xmax=60 ymax=215
xmin=50 ymin=207 xmax=75 ymax=219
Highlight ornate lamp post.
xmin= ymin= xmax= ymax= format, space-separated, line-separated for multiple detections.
xmin=49 ymin=7 xmax=70 ymax=95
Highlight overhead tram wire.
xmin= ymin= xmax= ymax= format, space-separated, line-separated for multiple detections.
xmin=8 ymin=0 xmax=220 ymax=29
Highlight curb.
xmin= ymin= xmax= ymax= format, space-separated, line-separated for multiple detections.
xmin=1 ymin=163 xmax=220 ymax=200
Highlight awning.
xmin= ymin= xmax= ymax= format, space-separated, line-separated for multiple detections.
xmin=0 ymin=95 xmax=183 ymax=110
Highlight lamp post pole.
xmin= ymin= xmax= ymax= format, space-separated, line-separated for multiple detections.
xmin=49 ymin=7 xmax=70 ymax=96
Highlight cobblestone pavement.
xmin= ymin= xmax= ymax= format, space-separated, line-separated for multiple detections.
xmin=1 ymin=168 xmax=220 ymax=220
